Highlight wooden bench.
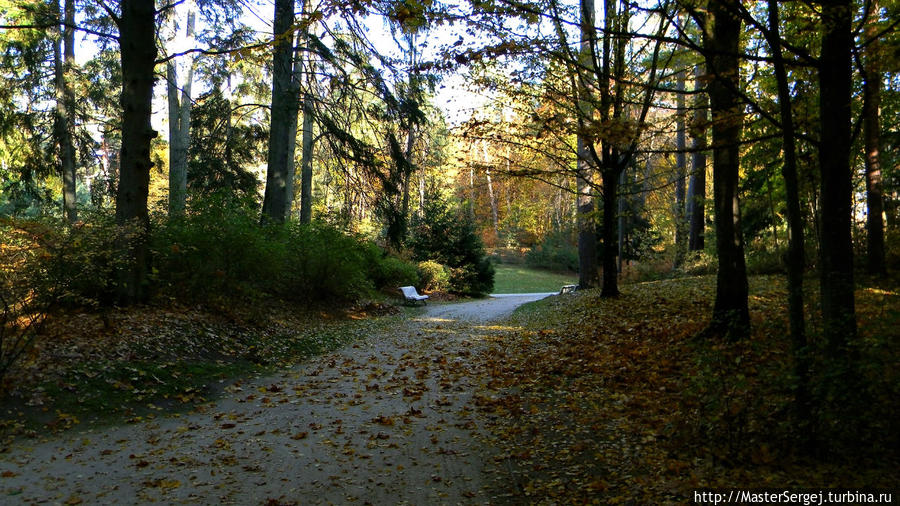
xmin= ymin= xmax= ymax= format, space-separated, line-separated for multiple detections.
xmin=559 ymin=284 xmax=577 ymax=294
xmin=400 ymin=286 xmax=429 ymax=305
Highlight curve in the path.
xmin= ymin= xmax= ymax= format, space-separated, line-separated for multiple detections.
xmin=0 ymin=294 xmax=554 ymax=505
xmin=422 ymin=293 xmax=556 ymax=323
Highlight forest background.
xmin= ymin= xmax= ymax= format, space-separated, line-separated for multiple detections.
xmin=0 ymin=0 xmax=898 ymax=494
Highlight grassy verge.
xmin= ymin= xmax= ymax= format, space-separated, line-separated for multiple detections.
xmin=482 ymin=274 xmax=899 ymax=502
xmin=492 ymin=264 xmax=576 ymax=293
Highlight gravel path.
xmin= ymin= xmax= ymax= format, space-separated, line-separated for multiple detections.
xmin=0 ymin=294 xmax=553 ymax=505
xmin=424 ymin=293 xmax=555 ymax=322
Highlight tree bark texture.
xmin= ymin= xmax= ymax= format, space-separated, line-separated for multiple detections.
xmin=863 ymin=0 xmax=886 ymax=274
xmin=704 ymin=0 xmax=750 ymax=337
xmin=767 ymin=0 xmax=810 ymax=434
xmin=54 ymin=0 xmax=77 ymax=223
xmin=116 ymin=0 xmax=158 ymax=304
xmin=601 ymin=172 xmax=620 ymax=296
xmin=166 ymin=4 xmax=196 ymax=216
xmin=673 ymin=70 xmax=687 ymax=267
xmin=817 ymin=0 xmax=857 ymax=354
xmin=687 ymin=65 xmax=707 ymax=251
xmin=299 ymin=94 xmax=314 ymax=223
xmin=261 ymin=0 xmax=299 ymax=223
xmin=576 ymin=0 xmax=599 ymax=289
xmin=298 ymin=0 xmax=315 ymax=223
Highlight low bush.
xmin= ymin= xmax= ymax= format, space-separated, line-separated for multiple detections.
xmin=745 ymin=248 xmax=785 ymax=275
xmin=448 ymin=257 xmax=495 ymax=296
xmin=364 ymin=244 xmax=419 ymax=290
xmin=525 ymin=230 xmax=578 ymax=272
xmin=152 ymin=196 xmax=284 ymax=301
xmin=2 ymin=196 xmax=413 ymax=309
xmin=153 ymin=198 xmax=385 ymax=303
xmin=409 ymin=195 xmax=494 ymax=295
xmin=417 ymin=260 xmax=450 ymax=292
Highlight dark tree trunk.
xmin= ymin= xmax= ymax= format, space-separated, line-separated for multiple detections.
xmin=673 ymin=70 xmax=687 ymax=267
xmin=601 ymin=169 xmax=620 ymax=297
xmin=687 ymin=65 xmax=707 ymax=251
xmin=704 ymin=0 xmax=749 ymax=337
xmin=298 ymin=0 xmax=315 ymax=224
xmin=863 ymin=1 xmax=886 ymax=275
xmin=299 ymin=94 xmax=314 ymax=224
xmin=576 ymin=0 xmax=598 ymax=289
xmin=818 ymin=0 xmax=857 ymax=356
xmin=261 ymin=0 xmax=299 ymax=223
xmin=116 ymin=0 xmax=158 ymax=304
xmin=767 ymin=0 xmax=810 ymax=437
xmin=55 ymin=0 xmax=77 ymax=223
xmin=577 ymin=145 xmax=599 ymax=289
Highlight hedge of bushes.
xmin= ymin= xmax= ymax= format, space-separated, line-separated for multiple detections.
xmin=2 ymin=198 xmax=420 ymax=309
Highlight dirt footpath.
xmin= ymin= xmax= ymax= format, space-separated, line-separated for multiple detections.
xmin=0 ymin=295 xmax=552 ymax=505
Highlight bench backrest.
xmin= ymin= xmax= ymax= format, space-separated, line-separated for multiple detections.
xmin=400 ymin=286 xmax=419 ymax=298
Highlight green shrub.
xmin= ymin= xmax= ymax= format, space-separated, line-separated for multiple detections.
xmin=525 ymin=229 xmax=578 ymax=272
xmin=152 ymin=195 xmax=276 ymax=301
xmin=152 ymin=195 xmax=386 ymax=303
xmin=409 ymin=194 xmax=494 ymax=295
xmin=680 ymin=251 xmax=717 ymax=277
xmin=448 ymin=257 xmax=495 ymax=296
xmin=745 ymin=249 xmax=785 ymax=275
xmin=281 ymin=223 xmax=375 ymax=301
xmin=2 ymin=213 xmax=132 ymax=308
xmin=362 ymin=244 xmax=419 ymax=290
xmin=417 ymin=260 xmax=450 ymax=292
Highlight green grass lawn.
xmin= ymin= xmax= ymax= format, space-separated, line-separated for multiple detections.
xmin=492 ymin=264 xmax=577 ymax=293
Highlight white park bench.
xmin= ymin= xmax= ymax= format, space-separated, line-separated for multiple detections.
xmin=400 ymin=286 xmax=429 ymax=305
xmin=559 ymin=284 xmax=577 ymax=294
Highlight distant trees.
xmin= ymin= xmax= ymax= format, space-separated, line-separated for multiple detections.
xmin=0 ymin=0 xmax=896 ymax=320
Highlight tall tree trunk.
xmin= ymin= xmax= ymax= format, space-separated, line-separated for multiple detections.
xmin=617 ymin=169 xmax=626 ymax=274
xmin=298 ymin=0 xmax=315 ymax=224
xmin=768 ymin=0 xmax=810 ymax=434
xmin=687 ymin=65 xmax=707 ymax=251
xmin=399 ymin=123 xmax=415 ymax=235
xmin=166 ymin=4 xmax=195 ymax=216
xmin=863 ymin=0 xmax=886 ymax=275
xmin=483 ymin=141 xmax=499 ymax=237
xmin=468 ymin=166 xmax=475 ymax=219
xmin=577 ymin=162 xmax=599 ymax=289
xmin=299 ymin=95 xmax=314 ymax=223
xmin=673 ymin=70 xmax=687 ymax=267
xmin=576 ymin=0 xmax=599 ymax=290
xmin=704 ymin=0 xmax=749 ymax=337
xmin=818 ymin=0 xmax=857 ymax=358
xmin=400 ymin=33 xmax=421 ymax=243
xmin=54 ymin=0 xmax=77 ymax=223
xmin=601 ymin=170 xmax=619 ymax=296
xmin=116 ymin=0 xmax=158 ymax=304
xmin=261 ymin=0 xmax=299 ymax=223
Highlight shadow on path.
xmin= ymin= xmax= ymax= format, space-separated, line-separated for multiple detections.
xmin=0 ymin=295 xmax=552 ymax=504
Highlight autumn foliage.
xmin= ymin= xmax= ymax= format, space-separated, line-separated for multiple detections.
xmin=474 ymin=275 xmax=899 ymax=502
